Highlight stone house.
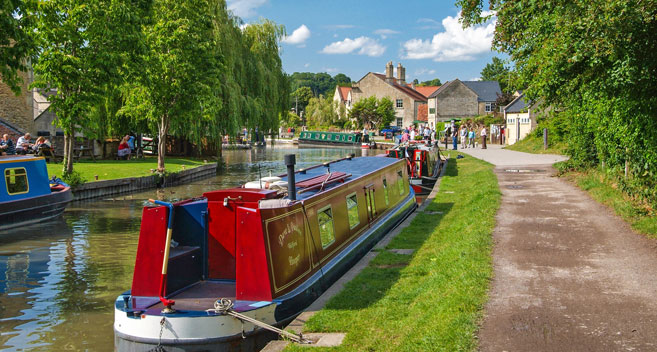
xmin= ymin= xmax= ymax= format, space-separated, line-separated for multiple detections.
xmin=350 ymin=62 xmax=431 ymax=129
xmin=427 ymin=79 xmax=502 ymax=125
xmin=0 ymin=69 xmax=34 ymax=134
xmin=332 ymin=86 xmax=352 ymax=118
xmin=504 ymin=92 xmax=539 ymax=145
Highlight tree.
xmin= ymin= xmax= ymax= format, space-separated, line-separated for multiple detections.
xmin=480 ymin=56 xmax=512 ymax=93
xmin=291 ymin=86 xmax=313 ymax=115
xmin=458 ymin=0 xmax=657 ymax=207
xmin=334 ymin=73 xmax=352 ymax=86
xmin=305 ymin=95 xmax=339 ymax=129
xmin=123 ymin=0 xmax=220 ymax=171
xmin=1 ymin=0 xmax=35 ymax=93
xmin=31 ymin=0 xmax=148 ymax=174
xmin=418 ymin=78 xmax=442 ymax=86
xmin=349 ymin=96 xmax=394 ymax=130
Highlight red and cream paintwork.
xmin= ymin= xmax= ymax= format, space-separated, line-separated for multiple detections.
xmin=114 ymin=156 xmax=416 ymax=351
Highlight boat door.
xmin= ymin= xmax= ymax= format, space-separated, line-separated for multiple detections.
xmin=364 ymin=183 xmax=376 ymax=225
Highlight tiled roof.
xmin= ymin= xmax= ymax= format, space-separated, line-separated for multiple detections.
xmin=462 ymin=81 xmax=502 ymax=102
xmin=414 ymin=86 xmax=440 ymax=98
xmin=372 ymin=73 xmax=428 ymax=101
xmin=504 ymin=92 xmax=534 ymax=113
xmin=337 ymin=86 xmax=352 ymax=102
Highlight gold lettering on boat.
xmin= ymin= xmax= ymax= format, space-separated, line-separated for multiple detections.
xmin=278 ymin=222 xmax=302 ymax=247
xmin=288 ymin=241 xmax=297 ymax=249
xmin=288 ymin=254 xmax=300 ymax=266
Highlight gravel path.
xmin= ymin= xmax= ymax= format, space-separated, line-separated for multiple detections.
xmin=460 ymin=147 xmax=657 ymax=351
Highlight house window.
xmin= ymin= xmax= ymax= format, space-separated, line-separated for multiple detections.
xmin=346 ymin=193 xmax=359 ymax=229
xmin=397 ymin=170 xmax=405 ymax=195
xmin=521 ymin=118 xmax=530 ymax=124
xmin=5 ymin=168 xmax=29 ymax=195
xmin=396 ymin=99 xmax=403 ymax=108
xmin=485 ymin=102 xmax=494 ymax=112
xmin=318 ymin=206 xmax=335 ymax=248
xmin=507 ymin=118 xmax=515 ymax=124
xmin=429 ymin=108 xmax=436 ymax=114
xmin=383 ymin=179 xmax=389 ymax=206
xmin=396 ymin=118 xmax=403 ymax=128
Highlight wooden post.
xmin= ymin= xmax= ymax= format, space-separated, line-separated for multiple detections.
xmin=625 ymin=147 xmax=629 ymax=178
xmin=543 ymin=128 xmax=548 ymax=150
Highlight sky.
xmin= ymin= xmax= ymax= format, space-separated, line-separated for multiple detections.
xmin=226 ymin=0 xmax=500 ymax=84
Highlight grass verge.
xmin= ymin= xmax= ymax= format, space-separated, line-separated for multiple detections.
xmin=46 ymin=157 xmax=208 ymax=183
xmin=504 ymin=134 xmax=567 ymax=155
xmin=286 ymin=154 xmax=501 ymax=351
xmin=558 ymin=165 xmax=657 ymax=238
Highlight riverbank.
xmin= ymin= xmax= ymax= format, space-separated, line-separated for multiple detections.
xmin=285 ymin=154 xmax=501 ymax=351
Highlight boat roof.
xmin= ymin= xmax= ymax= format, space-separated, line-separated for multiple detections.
xmin=281 ymin=156 xmax=402 ymax=201
xmin=0 ymin=155 xmax=45 ymax=165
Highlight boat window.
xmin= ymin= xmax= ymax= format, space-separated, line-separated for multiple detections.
xmin=346 ymin=193 xmax=359 ymax=229
xmin=383 ymin=179 xmax=389 ymax=206
xmin=348 ymin=136 xmax=353 ymax=142
xmin=5 ymin=168 xmax=29 ymax=195
xmin=397 ymin=170 xmax=404 ymax=195
xmin=318 ymin=206 xmax=335 ymax=248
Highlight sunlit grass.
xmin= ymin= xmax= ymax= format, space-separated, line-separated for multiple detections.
xmin=286 ymin=154 xmax=501 ymax=351
xmin=504 ymin=133 xmax=567 ymax=155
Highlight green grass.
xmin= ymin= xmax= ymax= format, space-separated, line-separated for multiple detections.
xmin=504 ymin=133 xmax=567 ymax=155
xmin=559 ymin=165 xmax=657 ymax=238
xmin=46 ymin=157 xmax=208 ymax=183
xmin=287 ymin=154 xmax=501 ymax=351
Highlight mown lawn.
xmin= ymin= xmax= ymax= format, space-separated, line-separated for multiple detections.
xmin=46 ymin=157 xmax=208 ymax=182
xmin=504 ymin=133 xmax=567 ymax=155
xmin=559 ymin=166 xmax=657 ymax=238
xmin=287 ymin=154 xmax=501 ymax=351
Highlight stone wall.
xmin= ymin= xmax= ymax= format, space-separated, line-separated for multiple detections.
xmin=0 ymin=69 xmax=34 ymax=134
xmin=435 ymin=81 xmax=478 ymax=121
xmin=351 ymin=73 xmax=417 ymax=128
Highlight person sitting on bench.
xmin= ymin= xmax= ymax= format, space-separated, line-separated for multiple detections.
xmin=16 ymin=133 xmax=33 ymax=155
xmin=1 ymin=134 xmax=16 ymax=155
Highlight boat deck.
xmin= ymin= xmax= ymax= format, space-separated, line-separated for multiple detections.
xmin=150 ymin=281 xmax=236 ymax=311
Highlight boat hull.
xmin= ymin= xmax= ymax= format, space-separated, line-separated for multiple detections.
xmin=114 ymin=190 xmax=416 ymax=351
xmin=0 ymin=188 xmax=73 ymax=231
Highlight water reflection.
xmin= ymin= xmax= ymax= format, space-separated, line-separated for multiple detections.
xmin=0 ymin=145 xmax=383 ymax=351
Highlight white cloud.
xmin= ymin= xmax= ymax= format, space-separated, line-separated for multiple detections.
xmin=415 ymin=68 xmax=437 ymax=76
xmin=321 ymin=36 xmax=386 ymax=57
xmin=326 ymin=24 xmax=356 ymax=30
xmin=282 ymin=25 xmax=311 ymax=45
xmin=403 ymin=12 xmax=495 ymax=62
xmin=417 ymin=18 xmax=442 ymax=30
xmin=374 ymin=28 xmax=399 ymax=39
xmin=304 ymin=63 xmax=310 ymax=68
xmin=323 ymin=67 xmax=339 ymax=73
xmin=227 ymin=0 xmax=268 ymax=18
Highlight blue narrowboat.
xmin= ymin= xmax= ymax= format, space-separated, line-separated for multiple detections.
xmin=0 ymin=155 xmax=73 ymax=231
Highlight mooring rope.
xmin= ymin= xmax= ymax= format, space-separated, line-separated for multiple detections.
xmin=207 ymin=299 xmax=312 ymax=344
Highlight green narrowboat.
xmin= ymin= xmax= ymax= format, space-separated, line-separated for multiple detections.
xmin=297 ymin=131 xmax=376 ymax=149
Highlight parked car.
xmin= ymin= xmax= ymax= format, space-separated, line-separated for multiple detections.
xmin=379 ymin=126 xmax=402 ymax=136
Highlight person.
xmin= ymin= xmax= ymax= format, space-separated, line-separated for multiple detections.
xmin=468 ymin=129 xmax=475 ymax=148
xmin=127 ymin=134 xmax=136 ymax=153
xmin=410 ymin=127 xmax=416 ymax=141
xmin=423 ymin=126 xmax=431 ymax=141
xmin=460 ymin=126 xmax=468 ymax=148
xmin=118 ymin=136 xmax=131 ymax=159
xmin=0 ymin=134 xmax=16 ymax=155
xmin=481 ymin=126 xmax=488 ymax=149
xmin=452 ymin=126 xmax=458 ymax=150
xmin=32 ymin=136 xmax=51 ymax=152
xmin=430 ymin=129 xmax=436 ymax=146
xmin=16 ymin=133 xmax=33 ymax=154
xmin=401 ymin=130 xmax=410 ymax=143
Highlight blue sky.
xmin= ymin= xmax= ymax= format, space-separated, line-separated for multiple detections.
xmin=227 ymin=0 xmax=499 ymax=83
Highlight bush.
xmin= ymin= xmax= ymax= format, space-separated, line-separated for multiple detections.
xmin=62 ymin=170 xmax=86 ymax=187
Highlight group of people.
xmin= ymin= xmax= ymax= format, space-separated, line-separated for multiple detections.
xmin=0 ymin=133 xmax=52 ymax=156
xmin=397 ymin=125 xmax=437 ymax=145
xmin=446 ymin=122 xmax=489 ymax=151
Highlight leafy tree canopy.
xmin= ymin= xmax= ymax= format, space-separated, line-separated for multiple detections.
xmin=418 ymin=78 xmax=442 ymax=86
xmin=480 ymin=56 xmax=513 ymax=93
xmin=349 ymin=96 xmax=395 ymax=130
xmin=1 ymin=0 xmax=36 ymax=94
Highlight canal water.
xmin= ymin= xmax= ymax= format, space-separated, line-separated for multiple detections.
xmin=0 ymin=145 xmax=383 ymax=351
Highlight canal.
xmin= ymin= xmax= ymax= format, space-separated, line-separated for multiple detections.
xmin=0 ymin=145 xmax=383 ymax=351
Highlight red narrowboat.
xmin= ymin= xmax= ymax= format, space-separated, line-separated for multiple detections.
xmin=386 ymin=142 xmax=443 ymax=196
xmin=114 ymin=155 xmax=416 ymax=351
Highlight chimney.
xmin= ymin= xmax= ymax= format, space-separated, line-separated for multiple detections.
xmin=397 ymin=63 xmax=406 ymax=85
xmin=385 ymin=61 xmax=394 ymax=84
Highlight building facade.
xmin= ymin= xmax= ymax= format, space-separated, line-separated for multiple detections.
xmin=504 ymin=92 xmax=539 ymax=145
xmin=0 ymin=69 xmax=34 ymax=134
xmin=427 ymin=79 xmax=501 ymax=125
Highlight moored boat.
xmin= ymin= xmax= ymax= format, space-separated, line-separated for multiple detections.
xmin=0 ymin=155 xmax=73 ymax=231
xmin=386 ymin=142 xmax=443 ymax=196
xmin=114 ymin=155 xmax=416 ymax=351
xmin=298 ymin=131 xmax=376 ymax=149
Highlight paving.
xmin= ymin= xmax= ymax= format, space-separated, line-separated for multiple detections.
xmin=460 ymin=145 xmax=657 ymax=351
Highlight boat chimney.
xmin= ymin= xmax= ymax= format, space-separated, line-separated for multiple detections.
xmin=285 ymin=154 xmax=297 ymax=200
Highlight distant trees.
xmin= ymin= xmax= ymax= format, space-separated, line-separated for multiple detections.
xmin=349 ymin=97 xmax=394 ymax=130
xmin=0 ymin=0 xmax=35 ymax=93
xmin=305 ymin=95 xmax=341 ymax=130
xmin=480 ymin=56 xmax=513 ymax=93
xmin=418 ymin=78 xmax=442 ymax=86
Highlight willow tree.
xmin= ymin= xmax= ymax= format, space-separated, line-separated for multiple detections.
xmin=123 ymin=0 xmax=220 ymax=171
xmin=31 ymin=0 xmax=148 ymax=174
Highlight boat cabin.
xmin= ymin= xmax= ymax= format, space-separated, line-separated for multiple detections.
xmin=0 ymin=156 xmax=52 ymax=202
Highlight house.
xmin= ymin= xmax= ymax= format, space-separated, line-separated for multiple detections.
xmin=504 ymin=92 xmax=539 ymax=145
xmin=332 ymin=85 xmax=352 ymax=118
xmin=427 ymin=79 xmax=502 ymax=125
xmin=350 ymin=62 xmax=431 ymax=129
xmin=0 ymin=68 xmax=35 ymax=134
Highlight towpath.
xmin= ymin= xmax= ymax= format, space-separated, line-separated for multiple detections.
xmin=460 ymin=145 xmax=657 ymax=351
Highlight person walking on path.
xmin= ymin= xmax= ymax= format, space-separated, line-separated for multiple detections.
xmin=452 ymin=127 xmax=458 ymax=150
xmin=480 ymin=126 xmax=487 ymax=149
xmin=468 ymin=129 xmax=475 ymax=148
xmin=460 ymin=126 xmax=468 ymax=148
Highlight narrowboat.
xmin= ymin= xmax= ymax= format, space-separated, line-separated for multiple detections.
xmin=298 ymin=131 xmax=376 ymax=149
xmin=0 ymin=155 xmax=73 ymax=231
xmin=386 ymin=142 xmax=443 ymax=196
xmin=114 ymin=155 xmax=416 ymax=351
